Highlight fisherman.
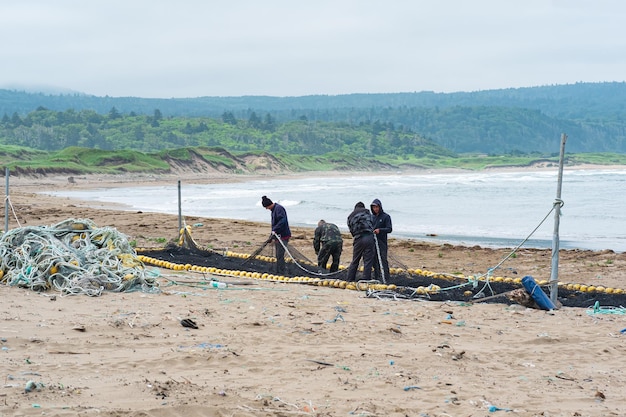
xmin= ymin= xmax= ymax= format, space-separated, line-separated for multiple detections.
xmin=261 ymin=195 xmax=291 ymax=274
xmin=346 ymin=202 xmax=375 ymax=282
xmin=371 ymin=198 xmax=392 ymax=281
xmin=313 ymin=220 xmax=343 ymax=272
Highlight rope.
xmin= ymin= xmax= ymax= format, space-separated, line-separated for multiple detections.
xmin=586 ymin=301 xmax=626 ymax=315
xmin=366 ymin=288 xmax=425 ymax=301
xmin=274 ymin=235 xmax=347 ymax=279
xmin=373 ymin=234 xmax=386 ymax=284
xmin=0 ymin=218 xmax=159 ymax=296
xmin=437 ymin=280 xmax=475 ymax=292
xmin=471 ymin=198 xmax=564 ymax=299
xmin=491 ymin=198 xmax=563 ymax=274
xmin=285 ymin=230 xmax=385 ymax=281
xmin=3 ymin=195 xmax=22 ymax=228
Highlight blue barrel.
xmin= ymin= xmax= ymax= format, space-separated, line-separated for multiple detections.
xmin=521 ymin=275 xmax=557 ymax=310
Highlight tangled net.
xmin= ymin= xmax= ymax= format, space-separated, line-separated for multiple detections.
xmin=0 ymin=218 xmax=158 ymax=296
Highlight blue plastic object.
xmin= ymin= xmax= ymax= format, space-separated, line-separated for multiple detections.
xmin=522 ymin=275 xmax=556 ymax=311
xmin=489 ymin=405 xmax=512 ymax=412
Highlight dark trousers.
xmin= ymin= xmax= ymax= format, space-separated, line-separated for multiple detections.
xmin=373 ymin=239 xmax=390 ymax=282
xmin=347 ymin=234 xmax=374 ymax=282
xmin=318 ymin=241 xmax=343 ymax=272
xmin=275 ymin=238 xmax=289 ymax=274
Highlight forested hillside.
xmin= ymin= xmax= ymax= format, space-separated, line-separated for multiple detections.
xmin=1 ymin=82 xmax=626 ymax=154
xmin=0 ymin=107 xmax=452 ymax=158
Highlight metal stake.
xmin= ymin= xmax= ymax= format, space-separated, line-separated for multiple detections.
xmin=549 ymin=133 xmax=567 ymax=305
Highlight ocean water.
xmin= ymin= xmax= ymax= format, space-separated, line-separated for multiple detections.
xmin=45 ymin=169 xmax=626 ymax=252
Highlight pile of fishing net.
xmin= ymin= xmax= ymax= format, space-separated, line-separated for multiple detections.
xmin=0 ymin=218 xmax=158 ymax=296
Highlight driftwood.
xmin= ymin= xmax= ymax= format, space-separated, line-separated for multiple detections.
xmin=471 ymin=290 xmax=516 ymax=304
xmin=506 ymin=288 xmax=541 ymax=309
xmin=472 ymin=288 xmax=546 ymax=309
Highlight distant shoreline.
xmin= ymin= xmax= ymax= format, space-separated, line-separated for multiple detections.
xmin=25 ymin=164 xmax=626 ymax=253
xmin=8 ymin=162 xmax=626 ymax=193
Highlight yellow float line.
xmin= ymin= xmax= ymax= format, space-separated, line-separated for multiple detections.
xmin=135 ymin=254 xmax=414 ymax=293
xmin=135 ymin=251 xmax=626 ymax=295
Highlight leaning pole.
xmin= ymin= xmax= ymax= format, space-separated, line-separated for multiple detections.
xmin=549 ymin=133 xmax=567 ymax=304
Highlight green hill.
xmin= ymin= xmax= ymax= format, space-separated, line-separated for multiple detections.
xmin=2 ymin=82 xmax=626 ymax=155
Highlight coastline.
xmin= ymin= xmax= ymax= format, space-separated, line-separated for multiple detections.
xmin=4 ymin=167 xmax=626 ymax=290
xmin=25 ymin=163 xmax=626 ymax=253
xmin=1 ymin=167 xmax=626 ymax=416
xmin=8 ymin=162 xmax=626 ymax=192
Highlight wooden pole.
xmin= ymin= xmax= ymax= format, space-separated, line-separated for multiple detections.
xmin=4 ymin=167 xmax=9 ymax=233
xmin=178 ymin=180 xmax=182 ymax=232
xmin=549 ymin=134 xmax=567 ymax=304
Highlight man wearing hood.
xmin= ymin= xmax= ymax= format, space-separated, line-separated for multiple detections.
xmin=346 ymin=202 xmax=375 ymax=282
xmin=371 ymin=198 xmax=392 ymax=282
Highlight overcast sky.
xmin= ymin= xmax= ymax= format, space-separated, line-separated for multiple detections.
xmin=1 ymin=0 xmax=625 ymax=98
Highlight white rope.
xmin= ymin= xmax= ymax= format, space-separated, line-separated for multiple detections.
xmin=271 ymin=233 xmax=347 ymax=278
xmin=373 ymin=234 xmax=386 ymax=284
xmin=472 ymin=199 xmax=563 ymax=298
xmin=3 ymin=195 xmax=22 ymax=228
xmin=0 ymin=218 xmax=158 ymax=296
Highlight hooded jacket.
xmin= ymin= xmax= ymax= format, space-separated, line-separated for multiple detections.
xmin=370 ymin=198 xmax=392 ymax=245
xmin=348 ymin=203 xmax=373 ymax=239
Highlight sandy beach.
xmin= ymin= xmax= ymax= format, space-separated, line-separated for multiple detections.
xmin=1 ymin=171 xmax=626 ymax=417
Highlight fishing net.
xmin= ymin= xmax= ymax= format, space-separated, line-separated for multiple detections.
xmin=0 ymin=218 xmax=158 ymax=296
xmin=139 ymin=228 xmax=626 ymax=308
xmin=239 ymin=237 xmax=320 ymax=273
xmin=177 ymin=224 xmax=222 ymax=254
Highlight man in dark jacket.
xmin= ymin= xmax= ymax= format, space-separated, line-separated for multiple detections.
xmin=262 ymin=195 xmax=291 ymax=274
xmin=313 ymin=220 xmax=343 ymax=272
xmin=346 ymin=202 xmax=375 ymax=282
xmin=371 ymin=198 xmax=392 ymax=282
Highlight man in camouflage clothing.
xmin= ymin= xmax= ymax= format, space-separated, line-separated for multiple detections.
xmin=313 ymin=220 xmax=343 ymax=272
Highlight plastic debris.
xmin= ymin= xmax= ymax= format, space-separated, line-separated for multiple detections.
xmin=180 ymin=319 xmax=198 ymax=329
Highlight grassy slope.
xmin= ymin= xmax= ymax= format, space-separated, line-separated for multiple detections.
xmin=2 ymin=146 xmax=626 ymax=176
